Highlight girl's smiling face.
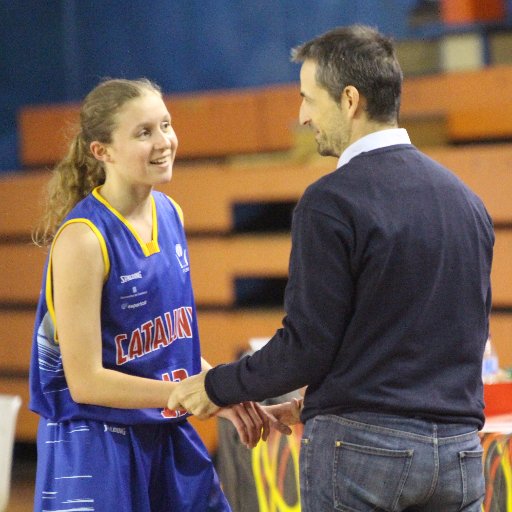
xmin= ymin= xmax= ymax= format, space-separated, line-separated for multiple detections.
xmin=94 ymin=91 xmax=178 ymax=188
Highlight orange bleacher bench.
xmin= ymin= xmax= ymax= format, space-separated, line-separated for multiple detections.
xmin=401 ymin=65 xmax=512 ymax=142
xmin=18 ymin=84 xmax=300 ymax=167
xmin=446 ymin=104 xmax=512 ymax=142
xmin=4 ymin=226 xmax=512 ymax=309
xmin=3 ymin=150 xmax=512 ymax=306
xmin=18 ymin=65 xmax=512 ymax=169
xmin=400 ymin=65 xmax=512 ymax=118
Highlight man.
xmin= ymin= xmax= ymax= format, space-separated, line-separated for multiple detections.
xmin=169 ymin=25 xmax=494 ymax=511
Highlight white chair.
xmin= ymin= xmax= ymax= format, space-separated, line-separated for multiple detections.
xmin=0 ymin=395 xmax=22 ymax=512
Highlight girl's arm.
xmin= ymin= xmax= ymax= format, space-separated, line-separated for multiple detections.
xmin=52 ymin=222 xmax=177 ymax=409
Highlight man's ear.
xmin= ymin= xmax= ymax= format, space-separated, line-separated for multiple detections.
xmin=90 ymin=141 xmax=111 ymax=162
xmin=342 ymin=85 xmax=361 ymax=118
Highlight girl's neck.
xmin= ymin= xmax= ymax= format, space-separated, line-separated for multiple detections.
xmin=98 ymin=182 xmax=154 ymax=243
xmin=99 ymin=181 xmax=153 ymax=220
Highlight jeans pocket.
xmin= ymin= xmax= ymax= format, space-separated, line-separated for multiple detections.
xmin=459 ymin=449 xmax=485 ymax=509
xmin=333 ymin=440 xmax=413 ymax=512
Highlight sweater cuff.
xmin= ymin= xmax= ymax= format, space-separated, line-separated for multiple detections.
xmin=205 ymin=366 xmax=229 ymax=407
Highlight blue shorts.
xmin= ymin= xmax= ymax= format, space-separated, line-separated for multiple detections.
xmin=34 ymin=418 xmax=231 ymax=512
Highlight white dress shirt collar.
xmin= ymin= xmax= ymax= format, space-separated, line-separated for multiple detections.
xmin=337 ymin=128 xmax=411 ymax=168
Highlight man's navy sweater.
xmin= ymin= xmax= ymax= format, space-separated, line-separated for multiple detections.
xmin=206 ymin=144 xmax=494 ymax=428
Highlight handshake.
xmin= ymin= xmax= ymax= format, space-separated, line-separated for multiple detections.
xmin=167 ymin=371 xmax=303 ymax=449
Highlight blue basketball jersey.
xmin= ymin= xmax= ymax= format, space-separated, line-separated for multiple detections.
xmin=29 ymin=187 xmax=202 ymax=424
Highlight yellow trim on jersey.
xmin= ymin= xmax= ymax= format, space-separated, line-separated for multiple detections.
xmin=92 ymin=187 xmax=160 ymax=256
xmin=166 ymin=195 xmax=184 ymax=226
xmin=46 ymin=218 xmax=110 ymax=343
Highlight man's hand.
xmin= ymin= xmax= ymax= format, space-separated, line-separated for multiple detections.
xmin=218 ymin=401 xmax=293 ymax=448
xmin=262 ymin=398 xmax=303 ymax=426
xmin=217 ymin=402 xmax=269 ymax=448
xmin=167 ymin=371 xmax=219 ymax=419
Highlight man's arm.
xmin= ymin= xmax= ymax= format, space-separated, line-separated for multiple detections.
xmin=170 ymin=194 xmax=354 ymax=412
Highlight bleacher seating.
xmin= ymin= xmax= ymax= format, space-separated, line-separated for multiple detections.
xmin=18 ymin=84 xmax=301 ymax=167
xmin=17 ymin=65 xmax=512 ymax=169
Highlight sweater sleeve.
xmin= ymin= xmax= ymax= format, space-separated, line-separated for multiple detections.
xmin=205 ymin=194 xmax=355 ymax=406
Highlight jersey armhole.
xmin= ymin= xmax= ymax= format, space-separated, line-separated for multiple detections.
xmin=46 ymin=219 xmax=110 ymax=343
xmin=165 ymin=195 xmax=184 ymax=226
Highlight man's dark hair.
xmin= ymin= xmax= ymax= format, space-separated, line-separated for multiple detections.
xmin=291 ymin=25 xmax=403 ymax=123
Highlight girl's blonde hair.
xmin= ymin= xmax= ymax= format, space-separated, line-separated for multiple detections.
xmin=33 ymin=78 xmax=162 ymax=246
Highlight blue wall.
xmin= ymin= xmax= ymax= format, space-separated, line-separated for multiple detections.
xmin=1 ymin=0 xmax=511 ymax=172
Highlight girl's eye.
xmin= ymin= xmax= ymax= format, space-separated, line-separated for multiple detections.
xmin=162 ymin=121 xmax=171 ymax=131
xmin=138 ymin=129 xmax=150 ymax=137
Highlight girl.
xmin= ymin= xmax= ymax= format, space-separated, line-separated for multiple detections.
xmin=29 ymin=78 xmax=273 ymax=511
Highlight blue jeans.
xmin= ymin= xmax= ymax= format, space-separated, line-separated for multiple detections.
xmin=299 ymin=412 xmax=484 ymax=511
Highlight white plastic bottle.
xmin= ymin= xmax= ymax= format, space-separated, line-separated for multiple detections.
xmin=482 ymin=335 xmax=500 ymax=384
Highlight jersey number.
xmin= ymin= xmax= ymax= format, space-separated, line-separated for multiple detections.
xmin=161 ymin=369 xmax=188 ymax=418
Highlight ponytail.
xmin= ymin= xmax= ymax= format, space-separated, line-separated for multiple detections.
xmin=32 ymin=132 xmax=105 ymax=247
